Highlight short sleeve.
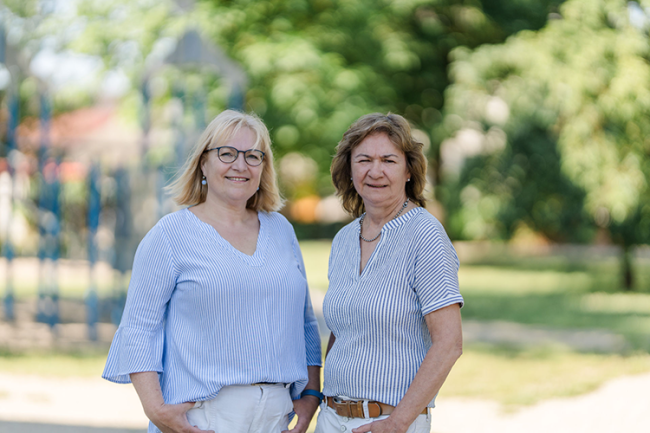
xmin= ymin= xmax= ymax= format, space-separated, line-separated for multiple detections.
xmin=412 ymin=221 xmax=464 ymax=316
xmin=102 ymin=223 xmax=178 ymax=383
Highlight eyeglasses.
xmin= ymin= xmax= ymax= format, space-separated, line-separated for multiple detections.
xmin=203 ymin=146 xmax=265 ymax=167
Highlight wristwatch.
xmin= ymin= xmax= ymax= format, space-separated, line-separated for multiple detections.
xmin=300 ymin=389 xmax=325 ymax=403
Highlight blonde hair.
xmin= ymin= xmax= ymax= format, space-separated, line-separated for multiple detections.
xmin=331 ymin=112 xmax=427 ymax=218
xmin=168 ymin=110 xmax=283 ymax=212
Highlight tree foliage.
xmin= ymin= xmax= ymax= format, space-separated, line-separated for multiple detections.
xmin=440 ymin=0 xmax=650 ymax=288
xmin=188 ymin=0 xmax=563 ymax=194
xmin=3 ymin=0 xmax=566 ymax=194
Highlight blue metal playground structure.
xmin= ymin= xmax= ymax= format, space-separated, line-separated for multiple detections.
xmin=0 ymin=27 xmax=246 ymax=341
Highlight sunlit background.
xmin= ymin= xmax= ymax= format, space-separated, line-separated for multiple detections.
xmin=0 ymin=1 xmax=649 ymax=432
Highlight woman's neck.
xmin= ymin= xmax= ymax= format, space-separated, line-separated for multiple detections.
xmin=363 ymin=195 xmax=409 ymax=227
xmin=195 ymin=197 xmax=256 ymax=227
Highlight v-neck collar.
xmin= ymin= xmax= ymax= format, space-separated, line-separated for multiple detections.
xmin=184 ymin=207 xmax=267 ymax=267
xmin=355 ymin=206 xmax=421 ymax=279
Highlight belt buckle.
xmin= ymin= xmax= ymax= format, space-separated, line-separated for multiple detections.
xmin=334 ymin=400 xmax=365 ymax=418
xmin=353 ymin=400 xmax=364 ymax=418
xmin=334 ymin=400 xmax=349 ymax=418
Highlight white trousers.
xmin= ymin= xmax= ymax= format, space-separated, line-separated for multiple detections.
xmin=314 ymin=401 xmax=431 ymax=433
xmin=186 ymin=383 xmax=293 ymax=433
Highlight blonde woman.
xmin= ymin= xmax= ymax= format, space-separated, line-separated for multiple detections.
xmin=103 ymin=110 xmax=322 ymax=433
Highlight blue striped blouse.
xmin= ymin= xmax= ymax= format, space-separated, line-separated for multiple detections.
xmin=103 ymin=209 xmax=322 ymax=426
xmin=322 ymin=207 xmax=463 ymax=408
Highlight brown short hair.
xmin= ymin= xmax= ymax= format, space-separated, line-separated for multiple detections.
xmin=167 ymin=110 xmax=283 ymax=212
xmin=331 ymin=113 xmax=427 ymax=217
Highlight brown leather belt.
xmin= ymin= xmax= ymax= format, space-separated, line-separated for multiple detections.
xmin=326 ymin=396 xmax=427 ymax=418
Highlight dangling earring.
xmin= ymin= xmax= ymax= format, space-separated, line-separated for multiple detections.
xmin=201 ymin=175 xmax=207 ymax=185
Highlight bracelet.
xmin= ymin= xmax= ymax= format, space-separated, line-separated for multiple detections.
xmin=300 ymin=389 xmax=324 ymax=403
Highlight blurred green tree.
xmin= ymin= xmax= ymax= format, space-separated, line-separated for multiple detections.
xmin=9 ymin=0 xmax=564 ymax=195
xmin=440 ymin=0 xmax=650 ymax=290
xmin=189 ymin=0 xmax=564 ymax=194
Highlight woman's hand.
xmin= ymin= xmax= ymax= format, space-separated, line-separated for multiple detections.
xmin=148 ymin=402 xmax=213 ymax=433
xmin=282 ymin=395 xmax=320 ymax=433
xmin=352 ymin=416 xmax=407 ymax=433
xmin=130 ymin=372 xmax=213 ymax=433
xmin=283 ymin=365 xmax=321 ymax=433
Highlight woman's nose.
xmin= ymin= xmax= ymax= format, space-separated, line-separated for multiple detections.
xmin=231 ymin=152 xmax=247 ymax=169
xmin=368 ymin=160 xmax=383 ymax=177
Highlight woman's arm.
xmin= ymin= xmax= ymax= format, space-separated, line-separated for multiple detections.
xmin=130 ymin=372 xmax=213 ymax=433
xmin=352 ymin=303 xmax=463 ymax=433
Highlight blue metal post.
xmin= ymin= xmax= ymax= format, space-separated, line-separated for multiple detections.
xmin=2 ymin=85 xmax=18 ymax=322
xmin=141 ymin=78 xmax=151 ymax=164
xmin=36 ymin=92 xmax=60 ymax=328
xmin=86 ymin=162 xmax=101 ymax=341
xmin=111 ymin=168 xmax=131 ymax=325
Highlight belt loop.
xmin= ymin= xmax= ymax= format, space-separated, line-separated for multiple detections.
xmin=362 ymin=400 xmax=370 ymax=419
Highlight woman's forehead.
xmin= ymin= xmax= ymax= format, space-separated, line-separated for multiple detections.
xmin=215 ymin=125 xmax=264 ymax=150
xmin=353 ymin=133 xmax=403 ymax=156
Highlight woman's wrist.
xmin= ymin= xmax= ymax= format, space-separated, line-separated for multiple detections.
xmin=300 ymin=389 xmax=324 ymax=403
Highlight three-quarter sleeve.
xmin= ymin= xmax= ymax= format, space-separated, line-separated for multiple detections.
xmin=412 ymin=221 xmax=464 ymax=316
xmin=291 ymin=234 xmax=322 ymax=367
xmin=102 ymin=223 xmax=178 ymax=383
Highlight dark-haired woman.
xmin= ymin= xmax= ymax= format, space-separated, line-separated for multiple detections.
xmin=316 ymin=113 xmax=464 ymax=433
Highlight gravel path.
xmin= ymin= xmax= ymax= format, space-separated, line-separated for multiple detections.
xmin=432 ymin=371 xmax=650 ymax=433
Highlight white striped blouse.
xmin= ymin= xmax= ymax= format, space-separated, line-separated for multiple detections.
xmin=322 ymin=207 xmax=463 ymax=408
xmin=103 ymin=209 xmax=322 ymax=427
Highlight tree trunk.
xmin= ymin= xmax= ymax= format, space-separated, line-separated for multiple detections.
xmin=622 ymin=244 xmax=634 ymax=291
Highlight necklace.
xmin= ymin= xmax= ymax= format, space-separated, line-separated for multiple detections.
xmin=359 ymin=198 xmax=409 ymax=242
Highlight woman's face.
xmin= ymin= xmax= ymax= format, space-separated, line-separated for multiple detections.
xmin=201 ymin=127 xmax=263 ymax=208
xmin=351 ymin=132 xmax=410 ymax=209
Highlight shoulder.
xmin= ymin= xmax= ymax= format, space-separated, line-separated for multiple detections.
xmin=408 ymin=208 xmax=450 ymax=241
xmin=139 ymin=209 xmax=190 ymax=248
xmin=152 ymin=209 xmax=190 ymax=236
xmin=262 ymin=211 xmax=301 ymax=244
xmin=332 ymin=217 xmax=359 ymax=246
xmin=263 ymin=211 xmax=294 ymax=232
xmin=158 ymin=208 xmax=189 ymax=226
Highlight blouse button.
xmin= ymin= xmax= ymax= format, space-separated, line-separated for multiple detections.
xmin=340 ymin=426 xmax=346 ymax=431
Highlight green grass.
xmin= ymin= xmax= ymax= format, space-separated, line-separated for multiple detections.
xmin=442 ymin=344 xmax=650 ymax=407
xmin=300 ymin=240 xmax=332 ymax=291
xmin=0 ymin=350 xmax=107 ymax=377
xmin=459 ymin=266 xmax=650 ymax=351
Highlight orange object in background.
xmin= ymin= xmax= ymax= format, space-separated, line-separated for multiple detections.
xmin=290 ymin=195 xmax=320 ymax=223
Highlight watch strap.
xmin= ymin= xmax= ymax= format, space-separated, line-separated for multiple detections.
xmin=301 ymin=389 xmax=324 ymax=403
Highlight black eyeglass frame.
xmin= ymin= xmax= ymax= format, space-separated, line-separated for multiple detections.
xmin=203 ymin=146 xmax=266 ymax=167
